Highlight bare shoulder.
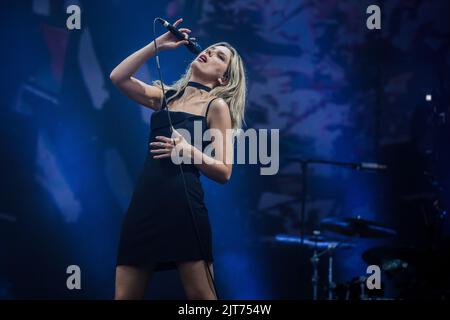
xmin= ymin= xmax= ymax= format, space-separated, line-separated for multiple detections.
xmin=208 ymin=97 xmax=230 ymax=118
xmin=207 ymin=97 xmax=231 ymax=129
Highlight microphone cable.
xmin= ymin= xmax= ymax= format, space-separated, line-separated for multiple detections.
xmin=152 ymin=18 xmax=220 ymax=300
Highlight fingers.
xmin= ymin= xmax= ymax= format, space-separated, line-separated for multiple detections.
xmin=172 ymin=19 xmax=191 ymax=40
xmin=167 ymin=19 xmax=192 ymax=46
xmin=153 ymin=134 xmax=182 ymax=144
xmin=179 ymin=40 xmax=189 ymax=46
xmin=150 ymin=141 xmax=171 ymax=148
xmin=150 ymin=148 xmax=171 ymax=154
xmin=149 ymin=145 xmax=174 ymax=159
xmin=173 ymin=18 xmax=183 ymax=27
xmin=155 ymin=136 xmax=173 ymax=143
xmin=149 ymin=138 xmax=174 ymax=158
xmin=170 ymin=40 xmax=188 ymax=47
xmin=150 ymin=135 xmax=183 ymax=159
xmin=178 ymin=29 xmax=191 ymax=41
xmin=153 ymin=153 xmax=172 ymax=159
xmin=173 ymin=19 xmax=192 ymax=34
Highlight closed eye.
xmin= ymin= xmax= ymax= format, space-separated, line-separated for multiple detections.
xmin=209 ymin=47 xmax=227 ymax=62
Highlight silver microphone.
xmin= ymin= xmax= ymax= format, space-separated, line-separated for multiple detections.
xmin=360 ymin=162 xmax=388 ymax=171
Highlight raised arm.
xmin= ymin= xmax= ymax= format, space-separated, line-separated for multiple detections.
xmin=109 ymin=18 xmax=191 ymax=110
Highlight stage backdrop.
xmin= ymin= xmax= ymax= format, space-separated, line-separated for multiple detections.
xmin=1 ymin=0 xmax=449 ymax=299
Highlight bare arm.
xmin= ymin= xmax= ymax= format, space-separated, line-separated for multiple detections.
xmin=109 ymin=18 xmax=190 ymax=110
xmin=109 ymin=41 xmax=163 ymax=110
xmin=151 ymin=98 xmax=234 ymax=184
xmin=189 ymin=98 xmax=233 ymax=184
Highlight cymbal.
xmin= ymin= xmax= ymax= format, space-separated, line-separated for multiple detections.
xmin=321 ymin=216 xmax=397 ymax=238
xmin=269 ymin=233 xmax=355 ymax=250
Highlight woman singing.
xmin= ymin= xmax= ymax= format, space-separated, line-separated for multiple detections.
xmin=109 ymin=18 xmax=246 ymax=300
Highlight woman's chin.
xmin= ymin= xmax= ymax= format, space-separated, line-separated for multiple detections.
xmin=191 ymin=66 xmax=212 ymax=80
xmin=191 ymin=61 xmax=205 ymax=71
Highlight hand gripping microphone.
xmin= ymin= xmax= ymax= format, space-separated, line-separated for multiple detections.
xmin=156 ymin=18 xmax=202 ymax=54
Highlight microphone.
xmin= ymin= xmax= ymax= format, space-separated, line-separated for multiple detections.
xmin=286 ymin=157 xmax=388 ymax=171
xmin=359 ymin=162 xmax=388 ymax=171
xmin=156 ymin=18 xmax=202 ymax=54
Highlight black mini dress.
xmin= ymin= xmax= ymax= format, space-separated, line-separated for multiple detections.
xmin=117 ymin=85 xmax=218 ymax=271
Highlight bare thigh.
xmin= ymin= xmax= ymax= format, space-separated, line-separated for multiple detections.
xmin=115 ymin=265 xmax=154 ymax=300
xmin=177 ymin=260 xmax=217 ymax=300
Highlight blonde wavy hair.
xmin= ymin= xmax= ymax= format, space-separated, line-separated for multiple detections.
xmin=153 ymin=42 xmax=247 ymax=130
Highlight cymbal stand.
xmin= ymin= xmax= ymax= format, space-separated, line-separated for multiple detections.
xmin=310 ymin=240 xmax=338 ymax=300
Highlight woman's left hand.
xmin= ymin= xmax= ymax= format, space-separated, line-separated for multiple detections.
xmin=149 ymin=128 xmax=191 ymax=159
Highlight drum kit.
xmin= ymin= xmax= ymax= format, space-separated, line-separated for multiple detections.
xmin=263 ymin=157 xmax=450 ymax=299
xmin=271 ymin=215 xmax=399 ymax=300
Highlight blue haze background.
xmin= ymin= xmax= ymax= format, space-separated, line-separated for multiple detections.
xmin=1 ymin=0 xmax=449 ymax=299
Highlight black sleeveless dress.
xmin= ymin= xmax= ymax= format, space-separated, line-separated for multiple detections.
xmin=117 ymin=89 xmax=217 ymax=272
